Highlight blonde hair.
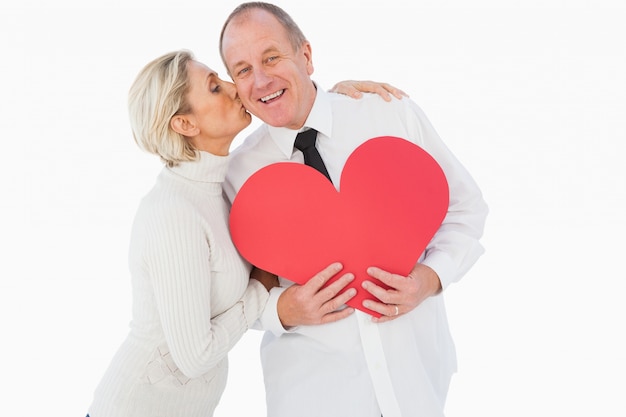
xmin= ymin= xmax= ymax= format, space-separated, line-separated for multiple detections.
xmin=128 ymin=50 xmax=197 ymax=167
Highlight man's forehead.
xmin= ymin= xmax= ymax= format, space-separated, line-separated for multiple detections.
xmin=223 ymin=9 xmax=285 ymax=42
xmin=223 ymin=21 xmax=291 ymax=63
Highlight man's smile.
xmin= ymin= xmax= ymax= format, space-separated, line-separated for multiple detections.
xmin=260 ymin=89 xmax=285 ymax=103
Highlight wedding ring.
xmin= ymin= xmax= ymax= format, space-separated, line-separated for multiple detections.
xmin=394 ymin=305 xmax=399 ymax=316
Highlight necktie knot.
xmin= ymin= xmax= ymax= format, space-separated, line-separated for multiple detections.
xmin=294 ymin=128 xmax=318 ymax=152
xmin=294 ymin=128 xmax=332 ymax=183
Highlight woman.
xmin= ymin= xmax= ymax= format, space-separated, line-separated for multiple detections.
xmin=86 ymin=50 xmax=404 ymax=417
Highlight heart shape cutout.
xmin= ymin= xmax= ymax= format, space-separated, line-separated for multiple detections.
xmin=229 ymin=136 xmax=449 ymax=317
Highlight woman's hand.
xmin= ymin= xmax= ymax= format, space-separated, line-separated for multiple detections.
xmin=329 ymin=80 xmax=408 ymax=101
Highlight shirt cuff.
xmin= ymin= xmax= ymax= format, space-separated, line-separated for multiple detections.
xmin=421 ymin=249 xmax=456 ymax=290
xmin=256 ymin=286 xmax=294 ymax=336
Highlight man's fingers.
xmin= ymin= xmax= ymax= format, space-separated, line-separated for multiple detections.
xmin=315 ymin=271 xmax=354 ymax=300
xmin=321 ymin=285 xmax=357 ymax=314
xmin=305 ymin=263 xmax=344 ymax=292
xmin=367 ymin=266 xmax=401 ymax=287
xmin=319 ymin=306 xmax=355 ymax=325
xmin=362 ymin=279 xmax=402 ymax=305
xmin=361 ymin=298 xmax=396 ymax=318
xmin=363 ymin=267 xmax=408 ymax=303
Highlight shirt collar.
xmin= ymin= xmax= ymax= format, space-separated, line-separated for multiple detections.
xmin=267 ymin=82 xmax=333 ymax=158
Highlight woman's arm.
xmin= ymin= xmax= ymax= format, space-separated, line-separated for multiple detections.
xmin=143 ymin=202 xmax=268 ymax=378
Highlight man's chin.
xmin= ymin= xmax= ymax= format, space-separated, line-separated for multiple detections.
xmin=255 ymin=110 xmax=291 ymax=128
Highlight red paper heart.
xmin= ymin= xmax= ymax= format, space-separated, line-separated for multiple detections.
xmin=229 ymin=136 xmax=449 ymax=317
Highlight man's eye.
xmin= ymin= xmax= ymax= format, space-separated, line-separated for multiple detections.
xmin=237 ymin=67 xmax=250 ymax=77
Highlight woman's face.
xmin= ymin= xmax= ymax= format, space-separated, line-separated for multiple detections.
xmin=182 ymin=60 xmax=252 ymax=154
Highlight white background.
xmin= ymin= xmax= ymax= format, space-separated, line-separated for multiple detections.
xmin=1 ymin=0 xmax=625 ymax=416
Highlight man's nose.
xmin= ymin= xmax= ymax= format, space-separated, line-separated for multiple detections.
xmin=253 ymin=68 xmax=272 ymax=89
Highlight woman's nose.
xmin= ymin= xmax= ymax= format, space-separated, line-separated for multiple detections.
xmin=225 ymin=81 xmax=238 ymax=99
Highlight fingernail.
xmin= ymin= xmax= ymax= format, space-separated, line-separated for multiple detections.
xmin=348 ymin=288 xmax=357 ymax=297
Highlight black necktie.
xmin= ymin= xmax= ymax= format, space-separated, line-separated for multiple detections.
xmin=294 ymin=128 xmax=332 ymax=183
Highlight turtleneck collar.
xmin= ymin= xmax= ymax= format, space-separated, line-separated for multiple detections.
xmin=166 ymin=150 xmax=230 ymax=188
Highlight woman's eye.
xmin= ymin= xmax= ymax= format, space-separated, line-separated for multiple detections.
xmin=211 ymin=84 xmax=221 ymax=93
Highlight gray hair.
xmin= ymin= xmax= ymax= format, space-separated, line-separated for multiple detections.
xmin=219 ymin=2 xmax=307 ymax=70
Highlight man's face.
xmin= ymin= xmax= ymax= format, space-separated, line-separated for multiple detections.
xmin=221 ymin=9 xmax=316 ymax=130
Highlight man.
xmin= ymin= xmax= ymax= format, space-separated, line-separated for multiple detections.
xmin=220 ymin=3 xmax=488 ymax=416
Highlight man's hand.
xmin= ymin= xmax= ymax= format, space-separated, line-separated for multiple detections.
xmin=277 ymin=262 xmax=356 ymax=328
xmin=361 ymin=263 xmax=442 ymax=323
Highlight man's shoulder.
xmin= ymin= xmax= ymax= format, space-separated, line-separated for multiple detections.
xmin=225 ymin=123 xmax=278 ymax=200
xmin=328 ymin=92 xmax=425 ymax=131
xmin=230 ymin=123 xmax=270 ymax=160
xmin=330 ymin=91 xmax=414 ymax=112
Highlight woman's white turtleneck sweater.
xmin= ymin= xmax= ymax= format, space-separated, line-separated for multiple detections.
xmin=88 ymin=151 xmax=269 ymax=417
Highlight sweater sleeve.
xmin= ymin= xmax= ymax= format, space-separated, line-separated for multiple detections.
xmin=141 ymin=201 xmax=269 ymax=378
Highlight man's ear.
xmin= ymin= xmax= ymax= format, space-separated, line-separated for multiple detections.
xmin=301 ymin=41 xmax=314 ymax=76
xmin=170 ymin=114 xmax=199 ymax=137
